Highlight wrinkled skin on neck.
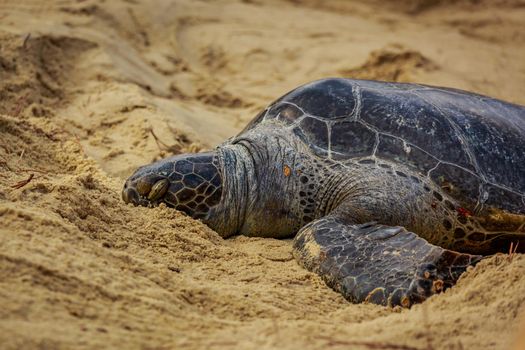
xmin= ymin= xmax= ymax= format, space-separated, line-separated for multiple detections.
xmin=123 ymin=124 xmax=325 ymax=238
xmin=217 ymin=127 xmax=317 ymax=237
xmin=212 ymin=123 xmax=340 ymax=237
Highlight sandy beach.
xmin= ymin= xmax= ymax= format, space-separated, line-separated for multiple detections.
xmin=1 ymin=0 xmax=524 ymax=349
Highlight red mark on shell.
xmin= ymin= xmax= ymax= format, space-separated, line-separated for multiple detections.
xmin=457 ymin=207 xmax=472 ymax=217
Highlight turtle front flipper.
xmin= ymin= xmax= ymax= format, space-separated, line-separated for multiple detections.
xmin=293 ymin=216 xmax=482 ymax=307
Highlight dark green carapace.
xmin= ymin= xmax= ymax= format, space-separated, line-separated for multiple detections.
xmin=123 ymin=78 xmax=525 ymax=307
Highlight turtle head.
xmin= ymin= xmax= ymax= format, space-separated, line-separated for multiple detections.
xmin=122 ymin=124 xmax=324 ymax=239
xmin=122 ymin=152 xmax=223 ymax=221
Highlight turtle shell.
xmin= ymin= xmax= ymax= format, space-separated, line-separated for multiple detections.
xmin=240 ymin=78 xmax=525 ymax=214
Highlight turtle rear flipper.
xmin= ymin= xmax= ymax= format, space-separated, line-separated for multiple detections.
xmin=293 ymin=217 xmax=482 ymax=307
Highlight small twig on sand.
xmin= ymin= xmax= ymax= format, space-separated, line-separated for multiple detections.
xmin=22 ymin=33 xmax=31 ymax=49
xmin=148 ymin=127 xmax=181 ymax=154
xmin=11 ymin=173 xmax=34 ymax=189
xmin=18 ymin=168 xmax=47 ymax=174
xmin=149 ymin=127 xmax=169 ymax=150
xmin=508 ymin=241 xmax=519 ymax=262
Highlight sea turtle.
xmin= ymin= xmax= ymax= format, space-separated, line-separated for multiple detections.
xmin=122 ymin=78 xmax=525 ymax=307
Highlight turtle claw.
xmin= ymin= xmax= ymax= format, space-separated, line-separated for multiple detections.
xmin=433 ymin=279 xmax=445 ymax=293
xmin=407 ymin=263 xmax=441 ymax=303
xmin=403 ymin=252 xmax=481 ymax=306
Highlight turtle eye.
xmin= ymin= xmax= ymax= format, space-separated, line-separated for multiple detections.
xmin=136 ymin=179 xmax=152 ymax=196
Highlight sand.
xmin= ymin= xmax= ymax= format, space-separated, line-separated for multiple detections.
xmin=1 ymin=0 xmax=525 ymax=349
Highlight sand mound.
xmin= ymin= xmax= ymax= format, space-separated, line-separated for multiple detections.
xmin=1 ymin=0 xmax=524 ymax=349
xmin=340 ymin=45 xmax=438 ymax=82
xmin=0 ymin=33 xmax=95 ymax=117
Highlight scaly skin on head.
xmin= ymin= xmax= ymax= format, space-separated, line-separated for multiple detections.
xmin=122 ymin=152 xmax=223 ymax=222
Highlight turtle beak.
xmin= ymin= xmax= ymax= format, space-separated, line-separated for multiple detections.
xmin=121 ymin=181 xmax=138 ymax=204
